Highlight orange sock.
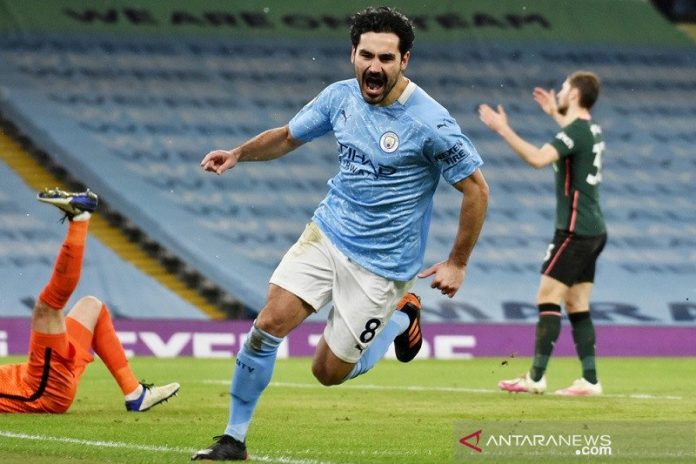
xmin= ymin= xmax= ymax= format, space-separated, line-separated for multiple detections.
xmin=92 ymin=304 xmax=140 ymax=395
xmin=39 ymin=220 xmax=89 ymax=310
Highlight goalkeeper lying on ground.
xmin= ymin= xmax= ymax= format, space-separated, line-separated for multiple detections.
xmin=0 ymin=188 xmax=179 ymax=413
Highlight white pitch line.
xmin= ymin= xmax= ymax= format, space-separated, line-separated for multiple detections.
xmin=0 ymin=430 xmax=192 ymax=453
xmin=604 ymin=393 xmax=683 ymax=400
xmin=0 ymin=431 xmax=344 ymax=464
xmin=252 ymin=455 xmax=345 ymax=464
xmin=203 ymin=380 xmax=683 ymax=400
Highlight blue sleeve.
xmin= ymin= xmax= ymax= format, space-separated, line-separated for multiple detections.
xmin=428 ymin=118 xmax=484 ymax=185
xmin=288 ymin=86 xmax=334 ymax=142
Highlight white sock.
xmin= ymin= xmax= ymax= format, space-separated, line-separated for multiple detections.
xmin=124 ymin=384 xmax=144 ymax=401
xmin=72 ymin=211 xmax=92 ymax=222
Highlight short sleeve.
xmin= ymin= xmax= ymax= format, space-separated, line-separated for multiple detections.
xmin=288 ymin=86 xmax=334 ymax=142
xmin=429 ymin=117 xmax=484 ymax=185
xmin=550 ymin=123 xmax=581 ymax=158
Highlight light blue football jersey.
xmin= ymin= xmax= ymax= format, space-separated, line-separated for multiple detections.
xmin=289 ymin=79 xmax=483 ymax=281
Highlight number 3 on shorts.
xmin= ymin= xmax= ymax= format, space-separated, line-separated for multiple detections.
xmin=543 ymin=243 xmax=555 ymax=263
xmin=359 ymin=318 xmax=382 ymax=343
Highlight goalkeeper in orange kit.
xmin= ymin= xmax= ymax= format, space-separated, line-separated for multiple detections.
xmin=0 ymin=188 xmax=179 ymax=413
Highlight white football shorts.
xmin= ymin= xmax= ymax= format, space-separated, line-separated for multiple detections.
xmin=270 ymin=222 xmax=412 ymax=363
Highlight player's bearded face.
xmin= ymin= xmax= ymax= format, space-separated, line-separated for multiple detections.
xmin=361 ymin=68 xmax=392 ymax=104
xmin=352 ymin=32 xmax=408 ymax=105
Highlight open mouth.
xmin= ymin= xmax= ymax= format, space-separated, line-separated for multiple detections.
xmin=363 ymin=73 xmax=385 ymax=98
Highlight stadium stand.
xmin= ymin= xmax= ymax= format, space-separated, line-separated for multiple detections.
xmin=0 ymin=1 xmax=694 ymax=328
xmin=0 ymin=159 xmax=207 ymax=319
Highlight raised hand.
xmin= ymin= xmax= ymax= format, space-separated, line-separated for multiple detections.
xmin=533 ymin=87 xmax=557 ymax=116
xmin=478 ymin=104 xmax=508 ymax=133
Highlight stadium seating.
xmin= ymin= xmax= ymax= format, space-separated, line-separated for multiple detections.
xmin=0 ymin=160 xmax=207 ymax=319
xmin=0 ymin=33 xmax=694 ymax=324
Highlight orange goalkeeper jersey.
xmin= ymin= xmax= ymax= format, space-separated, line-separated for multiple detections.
xmin=0 ymin=320 xmax=93 ymax=413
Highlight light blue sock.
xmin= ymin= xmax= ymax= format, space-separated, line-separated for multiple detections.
xmin=343 ymin=311 xmax=410 ymax=382
xmin=224 ymin=324 xmax=282 ymax=441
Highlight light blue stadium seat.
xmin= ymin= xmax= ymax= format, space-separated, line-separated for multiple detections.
xmin=0 ymin=35 xmax=694 ymax=323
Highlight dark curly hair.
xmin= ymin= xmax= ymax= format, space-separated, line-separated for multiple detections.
xmin=349 ymin=6 xmax=415 ymax=56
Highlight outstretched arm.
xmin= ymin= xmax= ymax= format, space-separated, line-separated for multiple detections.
xmin=418 ymin=169 xmax=489 ymax=298
xmin=200 ymin=125 xmax=303 ymax=175
xmin=478 ymin=104 xmax=559 ymax=169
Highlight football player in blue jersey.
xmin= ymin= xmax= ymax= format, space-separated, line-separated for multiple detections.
xmin=193 ymin=6 xmax=488 ymax=460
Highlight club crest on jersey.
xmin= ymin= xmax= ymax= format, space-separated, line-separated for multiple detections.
xmin=379 ymin=131 xmax=399 ymax=153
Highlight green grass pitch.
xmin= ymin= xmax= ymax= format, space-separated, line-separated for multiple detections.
xmin=0 ymin=356 xmax=694 ymax=463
